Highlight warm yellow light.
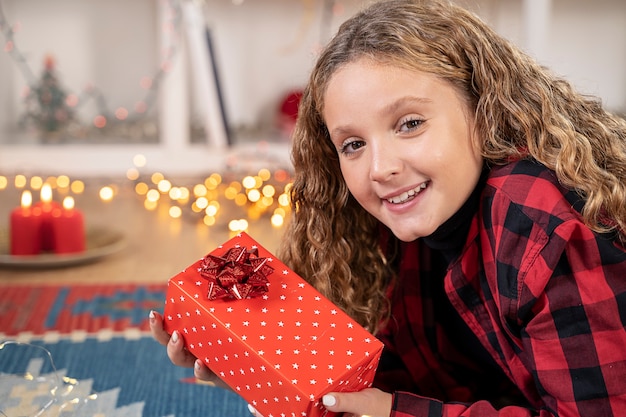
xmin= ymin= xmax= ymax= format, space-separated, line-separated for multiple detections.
xmin=14 ymin=175 xmax=27 ymax=188
xmin=261 ymin=196 xmax=274 ymax=207
xmin=224 ymin=186 xmax=238 ymax=200
xmin=99 ymin=186 xmax=114 ymax=202
xmin=258 ymin=168 xmax=271 ymax=181
xmin=135 ymin=182 xmax=149 ymax=195
xmin=57 ymin=175 xmax=71 ymax=189
xmin=30 ymin=176 xmax=43 ymax=190
xmin=278 ymin=194 xmax=290 ymax=207
xmin=210 ymin=173 xmax=222 ymax=184
xmin=242 ymin=176 xmax=256 ymax=189
xmin=70 ymin=180 xmax=85 ymax=194
xmin=144 ymin=199 xmax=158 ymax=211
xmin=146 ymin=189 xmax=161 ymax=202
xmin=169 ymin=187 xmax=181 ymax=200
xmin=151 ymin=172 xmax=164 ymax=184
xmin=20 ymin=190 xmax=33 ymax=208
xmin=271 ymin=214 xmax=284 ymax=227
xmin=262 ymin=185 xmax=275 ymax=197
xmin=40 ymin=184 xmax=53 ymax=203
xmin=234 ymin=194 xmax=248 ymax=206
xmin=228 ymin=181 xmax=242 ymax=192
xmin=247 ymin=189 xmax=261 ymax=202
xmin=169 ymin=206 xmax=182 ymax=218
xmin=126 ymin=168 xmax=140 ymax=181
xmin=203 ymin=215 xmax=216 ymax=226
xmin=196 ymin=197 xmax=209 ymax=209
xmin=178 ymin=187 xmax=190 ymax=200
xmin=228 ymin=219 xmax=249 ymax=232
xmin=193 ymin=184 xmax=208 ymax=197
xmin=158 ymin=179 xmax=172 ymax=193
xmin=206 ymin=189 xmax=218 ymax=200
xmin=205 ymin=205 xmax=218 ymax=217
xmin=133 ymin=154 xmax=147 ymax=168
xmin=274 ymin=207 xmax=286 ymax=217
xmin=204 ymin=177 xmax=219 ymax=190
xmin=247 ymin=207 xmax=262 ymax=220
xmin=209 ymin=200 xmax=220 ymax=211
xmin=63 ymin=196 xmax=75 ymax=210
xmin=0 ymin=176 xmax=7 ymax=190
xmin=40 ymin=177 xmax=55 ymax=189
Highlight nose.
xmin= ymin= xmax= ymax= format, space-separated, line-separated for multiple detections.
xmin=369 ymin=141 xmax=402 ymax=182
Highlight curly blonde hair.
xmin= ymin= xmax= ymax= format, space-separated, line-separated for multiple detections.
xmin=278 ymin=0 xmax=626 ymax=332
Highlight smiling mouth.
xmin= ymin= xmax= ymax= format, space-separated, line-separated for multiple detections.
xmin=386 ymin=182 xmax=428 ymax=204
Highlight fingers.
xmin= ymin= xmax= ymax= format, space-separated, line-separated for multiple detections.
xmin=149 ymin=310 xmax=196 ymax=368
xmin=193 ymin=358 xmax=213 ymax=380
xmin=149 ymin=310 xmax=170 ymax=345
xmin=321 ymin=388 xmax=392 ymax=417
xmin=166 ymin=329 xmax=198 ymax=368
xmin=247 ymin=404 xmax=264 ymax=417
xmin=148 ymin=310 xmax=230 ymax=390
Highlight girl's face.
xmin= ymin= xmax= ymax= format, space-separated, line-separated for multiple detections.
xmin=323 ymin=59 xmax=483 ymax=242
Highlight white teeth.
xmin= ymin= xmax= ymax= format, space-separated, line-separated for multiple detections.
xmin=387 ymin=182 xmax=427 ymax=204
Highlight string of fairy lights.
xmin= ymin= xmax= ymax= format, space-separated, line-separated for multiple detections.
xmin=0 ymin=162 xmax=293 ymax=233
xmin=131 ymin=166 xmax=293 ymax=231
xmin=0 ymin=0 xmax=355 ymax=234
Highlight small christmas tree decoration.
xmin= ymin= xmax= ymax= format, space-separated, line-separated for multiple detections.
xmin=22 ymin=55 xmax=74 ymax=139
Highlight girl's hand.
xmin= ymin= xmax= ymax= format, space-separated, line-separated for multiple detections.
xmin=248 ymin=388 xmax=392 ymax=417
xmin=321 ymin=388 xmax=393 ymax=417
xmin=149 ymin=310 xmax=229 ymax=389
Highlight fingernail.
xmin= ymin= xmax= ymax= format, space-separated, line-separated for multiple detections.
xmin=322 ymin=394 xmax=336 ymax=407
xmin=171 ymin=330 xmax=179 ymax=343
xmin=149 ymin=310 xmax=156 ymax=320
xmin=247 ymin=404 xmax=257 ymax=415
xmin=194 ymin=359 xmax=202 ymax=371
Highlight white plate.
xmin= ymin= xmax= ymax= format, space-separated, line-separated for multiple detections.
xmin=0 ymin=227 xmax=127 ymax=268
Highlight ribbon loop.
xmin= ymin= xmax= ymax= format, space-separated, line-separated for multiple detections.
xmin=199 ymin=246 xmax=272 ymax=300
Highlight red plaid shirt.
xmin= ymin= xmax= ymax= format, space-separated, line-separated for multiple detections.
xmin=374 ymin=159 xmax=626 ymax=417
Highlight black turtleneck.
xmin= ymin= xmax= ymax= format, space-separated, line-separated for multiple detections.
xmin=421 ymin=170 xmax=487 ymax=263
xmin=420 ymin=170 xmax=504 ymax=375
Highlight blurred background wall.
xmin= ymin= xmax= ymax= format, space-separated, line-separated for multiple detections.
xmin=0 ymin=0 xmax=623 ymax=174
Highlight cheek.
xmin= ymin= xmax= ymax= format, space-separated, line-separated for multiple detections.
xmin=339 ymin=163 xmax=367 ymax=200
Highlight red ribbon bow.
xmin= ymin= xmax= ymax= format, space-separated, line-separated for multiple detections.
xmin=199 ymin=246 xmax=273 ymax=300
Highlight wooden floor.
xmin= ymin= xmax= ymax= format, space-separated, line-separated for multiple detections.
xmin=0 ymin=176 xmax=286 ymax=285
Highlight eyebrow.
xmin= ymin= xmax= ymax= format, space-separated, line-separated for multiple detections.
xmin=383 ymin=96 xmax=433 ymax=115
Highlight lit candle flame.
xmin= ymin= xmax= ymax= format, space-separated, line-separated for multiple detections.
xmin=40 ymin=184 xmax=52 ymax=203
xmin=63 ymin=196 xmax=75 ymax=210
xmin=21 ymin=190 xmax=33 ymax=209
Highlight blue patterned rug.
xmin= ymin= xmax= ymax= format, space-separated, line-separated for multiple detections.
xmin=0 ymin=284 xmax=249 ymax=417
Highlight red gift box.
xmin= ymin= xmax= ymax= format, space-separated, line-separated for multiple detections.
xmin=163 ymin=232 xmax=383 ymax=417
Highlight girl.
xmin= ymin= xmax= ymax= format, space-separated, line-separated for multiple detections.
xmin=152 ymin=0 xmax=626 ymax=415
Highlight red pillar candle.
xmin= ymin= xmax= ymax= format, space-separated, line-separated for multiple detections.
xmin=10 ymin=190 xmax=43 ymax=256
xmin=34 ymin=184 xmax=61 ymax=251
xmin=50 ymin=196 xmax=86 ymax=254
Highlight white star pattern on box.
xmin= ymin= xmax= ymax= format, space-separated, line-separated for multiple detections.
xmin=163 ymin=233 xmax=382 ymax=417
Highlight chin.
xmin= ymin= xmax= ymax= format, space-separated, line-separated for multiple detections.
xmin=387 ymin=221 xmax=438 ymax=242
xmin=389 ymin=229 xmax=425 ymax=243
